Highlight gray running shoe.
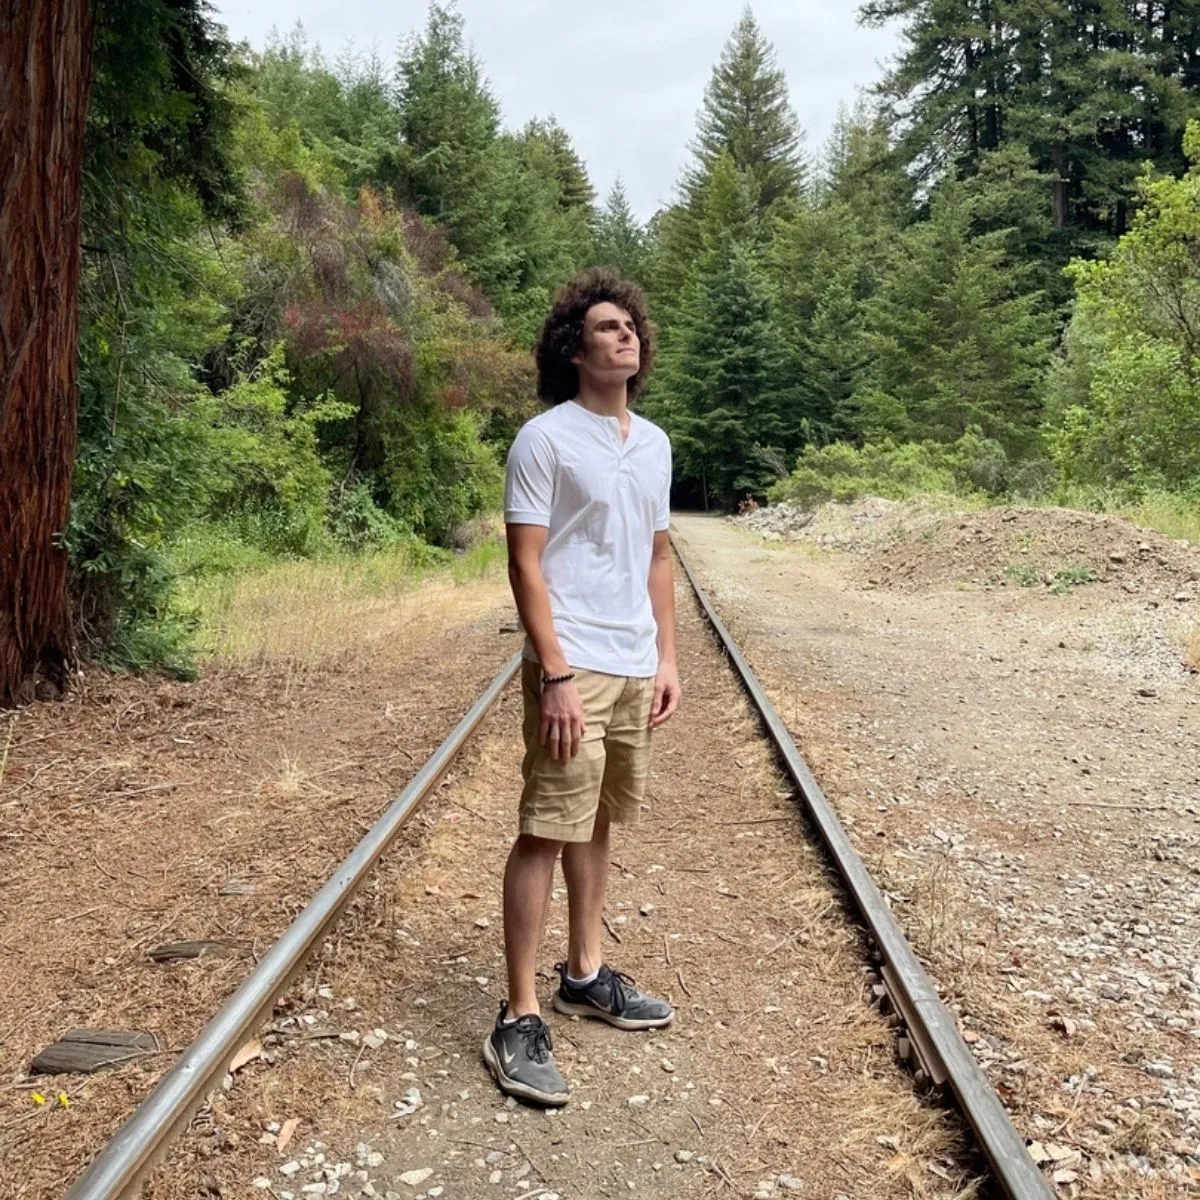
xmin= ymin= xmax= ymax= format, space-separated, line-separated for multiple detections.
xmin=481 ymin=1004 xmax=569 ymax=1106
xmin=552 ymin=962 xmax=674 ymax=1030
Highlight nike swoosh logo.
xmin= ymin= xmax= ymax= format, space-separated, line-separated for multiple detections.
xmin=502 ymin=1045 xmax=516 ymax=1066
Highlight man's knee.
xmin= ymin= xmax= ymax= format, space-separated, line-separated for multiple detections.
xmin=512 ymin=831 xmax=565 ymax=860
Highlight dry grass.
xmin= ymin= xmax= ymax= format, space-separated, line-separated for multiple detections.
xmin=1183 ymin=623 xmax=1200 ymax=672
xmin=184 ymin=540 xmax=508 ymax=667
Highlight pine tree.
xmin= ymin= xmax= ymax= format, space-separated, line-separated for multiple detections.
xmin=863 ymin=0 xmax=1200 ymax=249
xmin=854 ymin=183 xmax=1052 ymax=451
xmin=593 ymin=179 xmax=648 ymax=282
xmin=395 ymin=3 xmax=514 ymax=299
xmin=765 ymin=201 xmax=876 ymax=441
xmin=521 ymin=117 xmax=595 ymax=212
xmin=663 ymin=241 xmax=790 ymax=508
xmin=685 ymin=6 xmax=807 ymax=211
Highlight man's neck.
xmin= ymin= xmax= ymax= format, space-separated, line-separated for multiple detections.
xmin=574 ymin=378 xmax=629 ymax=420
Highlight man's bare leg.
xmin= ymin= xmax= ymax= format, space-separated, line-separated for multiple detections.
xmin=502 ymin=833 xmax=562 ymax=1017
xmin=561 ymin=806 xmax=611 ymax=980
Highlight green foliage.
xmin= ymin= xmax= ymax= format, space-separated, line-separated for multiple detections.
xmin=862 ymin=0 xmax=1200 ymax=252
xmin=1046 ymin=123 xmax=1200 ymax=494
xmin=768 ymin=432 xmax=1005 ymax=508
xmin=194 ymin=347 xmax=352 ymax=556
xmin=61 ymin=0 xmax=1200 ymax=680
xmin=853 ymin=183 xmax=1052 ymax=452
xmin=686 ymin=6 xmax=807 ymax=210
xmin=593 ymin=179 xmax=649 ymax=283
xmin=653 ymin=232 xmax=793 ymax=508
xmin=382 ymin=405 xmax=503 ymax=547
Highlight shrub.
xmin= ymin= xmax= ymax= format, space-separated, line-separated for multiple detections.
xmin=768 ymin=432 xmax=1007 ymax=508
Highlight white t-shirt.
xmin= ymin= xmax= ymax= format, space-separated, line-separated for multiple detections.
xmin=504 ymin=400 xmax=672 ymax=678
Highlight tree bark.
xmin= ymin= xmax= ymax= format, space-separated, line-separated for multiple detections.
xmin=0 ymin=0 xmax=95 ymax=706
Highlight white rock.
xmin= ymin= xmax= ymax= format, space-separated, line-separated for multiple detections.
xmin=397 ymin=1168 xmax=433 ymax=1187
xmin=280 ymin=1162 xmax=302 ymax=1177
xmin=627 ymin=1094 xmax=650 ymax=1108
xmin=367 ymin=1152 xmax=384 ymax=1168
xmin=488 ymin=1171 xmax=502 ymax=1184
xmin=674 ymin=1150 xmax=694 ymax=1164
xmin=253 ymin=1180 xmax=272 ymax=1190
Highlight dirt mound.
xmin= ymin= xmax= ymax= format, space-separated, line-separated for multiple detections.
xmin=862 ymin=505 xmax=1200 ymax=598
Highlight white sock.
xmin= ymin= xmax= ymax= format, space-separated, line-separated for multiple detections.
xmin=499 ymin=1006 xmax=525 ymax=1027
xmin=567 ymin=968 xmax=600 ymax=989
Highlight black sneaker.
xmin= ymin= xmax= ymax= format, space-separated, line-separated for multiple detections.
xmin=481 ymin=1003 xmax=569 ymax=1107
xmin=552 ymin=962 xmax=675 ymax=1030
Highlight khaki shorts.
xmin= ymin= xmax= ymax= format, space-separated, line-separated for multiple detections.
xmin=519 ymin=660 xmax=655 ymax=843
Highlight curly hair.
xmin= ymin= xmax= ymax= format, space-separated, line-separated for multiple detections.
xmin=534 ymin=267 xmax=656 ymax=404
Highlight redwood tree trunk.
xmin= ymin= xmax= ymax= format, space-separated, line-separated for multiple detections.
xmin=0 ymin=0 xmax=95 ymax=706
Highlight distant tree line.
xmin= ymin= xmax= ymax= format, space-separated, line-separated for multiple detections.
xmin=4 ymin=0 xmax=1200 ymax=702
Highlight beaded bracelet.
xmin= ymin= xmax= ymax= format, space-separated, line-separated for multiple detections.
xmin=541 ymin=672 xmax=576 ymax=687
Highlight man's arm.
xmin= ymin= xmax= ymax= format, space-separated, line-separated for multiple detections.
xmin=507 ymin=523 xmax=585 ymax=760
xmin=647 ymin=529 xmax=681 ymax=729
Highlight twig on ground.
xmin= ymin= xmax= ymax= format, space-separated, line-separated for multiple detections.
xmin=676 ymin=967 xmax=692 ymax=997
xmin=711 ymin=1158 xmax=737 ymax=1190
xmin=0 ymin=717 xmax=15 ymax=788
xmin=602 ymin=915 xmax=623 ymax=944
xmin=449 ymin=797 xmax=491 ymax=822
xmin=663 ymin=934 xmax=672 ymax=966
xmin=348 ymin=1042 xmax=366 ymax=1091
xmin=92 ymin=853 xmax=118 ymax=882
xmin=514 ymin=1138 xmax=548 ymax=1180
xmin=718 ymin=815 xmax=793 ymax=826
xmin=1072 ymin=801 xmax=1171 ymax=812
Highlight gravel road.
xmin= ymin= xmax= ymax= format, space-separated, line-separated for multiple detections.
xmin=673 ymin=512 xmax=1200 ymax=1199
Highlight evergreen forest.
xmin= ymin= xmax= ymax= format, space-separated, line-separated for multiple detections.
xmin=6 ymin=0 xmax=1200 ymax=696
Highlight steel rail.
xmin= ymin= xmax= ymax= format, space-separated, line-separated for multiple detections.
xmin=67 ymin=652 xmax=522 ymax=1200
xmin=670 ymin=533 xmax=1053 ymax=1200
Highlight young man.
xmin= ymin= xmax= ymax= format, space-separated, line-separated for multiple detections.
xmin=483 ymin=268 xmax=681 ymax=1106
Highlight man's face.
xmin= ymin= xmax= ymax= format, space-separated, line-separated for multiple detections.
xmin=574 ymin=301 xmax=640 ymax=384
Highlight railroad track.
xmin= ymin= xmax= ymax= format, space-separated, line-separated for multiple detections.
xmin=66 ymin=540 xmax=1053 ymax=1200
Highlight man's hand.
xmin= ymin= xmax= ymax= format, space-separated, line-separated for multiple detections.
xmin=539 ymin=679 xmax=586 ymax=761
xmin=649 ymin=660 xmax=682 ymax=730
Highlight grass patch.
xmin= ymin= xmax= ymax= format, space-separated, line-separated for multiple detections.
xmin=1049 ymin=565 xmax=1097 ymax=594
xmin=1119 ymin=491 xmax=1200 ymax=544
xmin=1043 ymin=486 xmax=1200 ymax=545
xmin=450 ymin=535 xmax=505 ymax=584
xmin=180 ymin=535 xmax=506 ymax=666
xmin=1004 ymin=563 xmax=1040 ymax=587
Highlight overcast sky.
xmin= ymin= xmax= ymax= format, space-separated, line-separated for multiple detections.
xmin=211 ymin=2 xmax=902 ymax=220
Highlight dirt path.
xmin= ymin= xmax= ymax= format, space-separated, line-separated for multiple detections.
xmin=136 ymin=572 xmax=974 ymax=1200
xmin=672 ymin=513 xmax=1200 ymax=1199
xmin=0 ymin=575 xmax=515 ymax=1196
